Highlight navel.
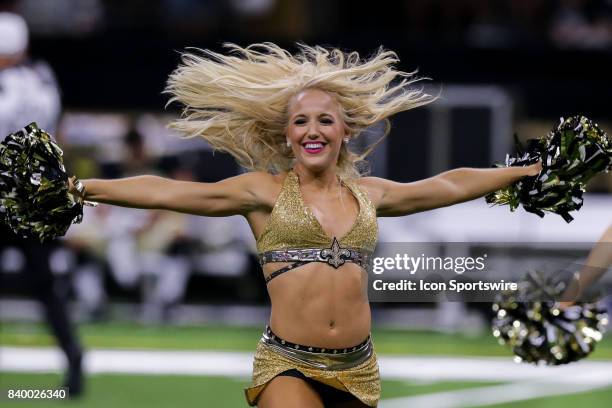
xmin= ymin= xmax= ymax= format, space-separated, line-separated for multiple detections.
xmin=329 ymin=320 xmax=335 ymax=328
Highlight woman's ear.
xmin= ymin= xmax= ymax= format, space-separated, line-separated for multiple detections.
xmin=343 ymin=127 xmax=351 ymax=145
xmin=344 ymin=125 xmax=352 ymax=139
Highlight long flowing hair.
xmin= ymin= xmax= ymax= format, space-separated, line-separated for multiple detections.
xmin=165 ymin=42 xmax=435 ymax=179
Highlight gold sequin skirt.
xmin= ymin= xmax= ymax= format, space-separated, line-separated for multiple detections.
xmin=244 ymin=328 xmax=380 ymax=407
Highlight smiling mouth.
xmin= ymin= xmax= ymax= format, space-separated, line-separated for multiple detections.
xmin=302 ymin=142 xmax=326 ymax=154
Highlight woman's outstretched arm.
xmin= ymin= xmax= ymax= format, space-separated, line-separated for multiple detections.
xmin=558 ymin=225 xmax=612 ymax=308
xmin=360 ymin=163 xmax=542 ymax=217
xmin=70 ymin=172 xmax=272 ymax=216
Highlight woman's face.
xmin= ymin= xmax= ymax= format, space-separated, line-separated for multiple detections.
xmin=286 ymin=88 xmax=348 ymax=174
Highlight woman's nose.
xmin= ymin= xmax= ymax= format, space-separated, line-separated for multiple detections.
xmin=306 ymin=123 xmax=321 ymax=138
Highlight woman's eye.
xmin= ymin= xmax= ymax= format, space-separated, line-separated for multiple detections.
xmin=294 ymin=119 xmax=306 ymax=125
xmin=320 ymin=118 xmax=333 ymax=125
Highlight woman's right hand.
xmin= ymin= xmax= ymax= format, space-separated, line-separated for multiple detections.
xmin=67 ymin=176 xmax=75 ymax=194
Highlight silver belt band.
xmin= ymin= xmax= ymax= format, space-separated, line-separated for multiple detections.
xmin=259 ymin=238 xmax=372 ymax=269
xmin=261 ymin=329 xmax=373 ymax=371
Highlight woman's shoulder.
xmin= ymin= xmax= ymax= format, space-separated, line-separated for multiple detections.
xmin=354 ymin=176 xmax=388 ymax=208
xmin=238 ymin=171 xmax=288 ymax=204
xmin=241 ymin=170 xmax=288 ymax=187
xmin=355 ymin=176 xmax=386 ymax=191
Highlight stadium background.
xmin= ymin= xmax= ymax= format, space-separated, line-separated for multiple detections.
xmin=1 ymin=0 xmax=612 ymax=407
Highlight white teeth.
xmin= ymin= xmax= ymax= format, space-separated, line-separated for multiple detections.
xmin=304 ymin=143 xmax=323 ymax=149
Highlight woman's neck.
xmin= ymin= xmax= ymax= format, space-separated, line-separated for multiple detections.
xmin=293 ymin=164 xmax=341 ymax=192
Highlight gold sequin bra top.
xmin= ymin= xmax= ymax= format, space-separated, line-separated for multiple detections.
xmin=256 ymin=170 xmax=378 ymax=284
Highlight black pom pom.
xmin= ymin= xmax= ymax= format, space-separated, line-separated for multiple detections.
xmin=486 ymin=116 xmax=611 ymax=223
xmin=492 ymin=271 xmax=608 ymax=365
xmin=0 ymin=123 xmax=83 ymax=241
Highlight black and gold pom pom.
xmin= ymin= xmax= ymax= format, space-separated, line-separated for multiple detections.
xmin=0 ymin=123 xmax=84 ymax=241
xmin=492 ymin=271 xmax=608 ymax=365
xmin=486 ymin=115 xmax=611 ymax=222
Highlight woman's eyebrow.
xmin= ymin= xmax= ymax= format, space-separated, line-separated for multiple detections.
xmin=290 ymin=111 xmax=335 ymax=119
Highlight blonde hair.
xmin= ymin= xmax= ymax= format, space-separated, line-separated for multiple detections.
xmin=165 ymin=42 xmax=435 ymax=179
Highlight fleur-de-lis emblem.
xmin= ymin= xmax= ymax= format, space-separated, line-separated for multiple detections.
xmin=320 ymin=237 xmax=351 ymax=268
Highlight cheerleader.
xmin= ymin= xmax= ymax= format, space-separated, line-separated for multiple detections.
xmin=68 ymin=43 xmax=541 ymax=407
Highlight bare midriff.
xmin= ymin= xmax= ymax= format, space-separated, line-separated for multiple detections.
xmin=263 ymin=260 xmax=371 ymax=348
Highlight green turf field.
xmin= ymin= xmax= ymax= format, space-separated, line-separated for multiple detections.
xmin=0 ymin=372 xmax=610 ymax=408
xmin=0 ymin=372 xmax=503 ymax=407
xmin=2 ymin=322 xmax=611 ymax=407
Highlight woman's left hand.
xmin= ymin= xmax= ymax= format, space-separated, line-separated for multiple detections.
xmin=557 ymin=301 xmax=574 ymax=311
xmin=525 ymin=160 xmax=543 ymax=176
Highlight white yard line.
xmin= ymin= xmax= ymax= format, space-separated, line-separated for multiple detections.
xmin=2 ymin=347 xmax=612 ymax=386
xmin=0 ymin=347 xmax=254 ymax=376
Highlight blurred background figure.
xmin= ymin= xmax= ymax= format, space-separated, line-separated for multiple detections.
xmin=0 ymin=11 xmax=59 ymax=136
xmin=0 ymin=8 xmax=84 ymax=396
xmin=550 ymin=0 xmax=612 ymax=49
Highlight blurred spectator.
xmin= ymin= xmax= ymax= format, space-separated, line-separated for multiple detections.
xmin=0 ymin=12 xmax=59 ymax=135
xmin=61 ymin=204 xmax=111 ymax=320
xmin=139 ymin=165 xmax=199 ymax=322
xmin=101 ymin=126 xmax=159 ymax=290
xmin=550 ymin=0 xmax=612 ymax=49
xmin=61 ymin=121 xmax=256 ymax=322
xmin=17 ymin=0 xmax=104 ymax=37
xmin=134 ymin=163 xmax=254 ymax=322
xmin=0 ymin=11 xmax=83 ymax=396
